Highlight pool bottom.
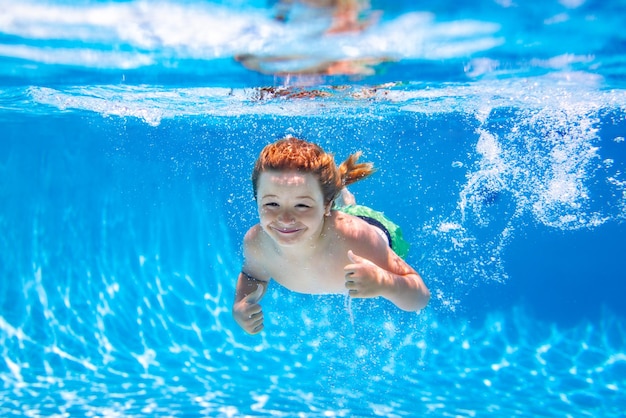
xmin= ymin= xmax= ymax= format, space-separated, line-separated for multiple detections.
xmin=1 ymin=299 xmax=624 ymax=417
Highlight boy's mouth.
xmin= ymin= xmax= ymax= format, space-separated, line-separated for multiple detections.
xmin=271 ymin=225 xmax=303 ymax=234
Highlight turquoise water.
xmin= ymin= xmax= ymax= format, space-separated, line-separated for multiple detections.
xmin=1 ymin=0 xmax=626 ymax=416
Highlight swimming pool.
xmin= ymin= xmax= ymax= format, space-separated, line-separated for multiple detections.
xmin=1 ymin=0 xmax=625 ymax=416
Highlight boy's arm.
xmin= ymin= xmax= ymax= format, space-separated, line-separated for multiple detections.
xmin=344 ymin=249 xmax=430 ymax=312
xmin=233 ymin=226 xmax=270 ymax=334
xmin=233 ymin=271 xmax=267 ymax=335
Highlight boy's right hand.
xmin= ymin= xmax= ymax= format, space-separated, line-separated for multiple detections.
xmin=233 ymin=283 xmax=265 ymax=335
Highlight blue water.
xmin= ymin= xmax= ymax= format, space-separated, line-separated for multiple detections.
xmin=2 ymin=0 xmax=626 ymax=416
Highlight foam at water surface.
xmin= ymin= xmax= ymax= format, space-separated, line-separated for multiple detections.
xmin=21 ymin=71 xmax=626 ymax=119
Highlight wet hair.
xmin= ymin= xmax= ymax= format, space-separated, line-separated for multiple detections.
xmin=252 ymin=136 xmax=375 ymax=205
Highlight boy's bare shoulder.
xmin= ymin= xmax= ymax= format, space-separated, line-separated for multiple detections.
xmin=244 ymin=224 xmax=263 ymax=241
xmin=242 ymin=224 xmax=271 ymax=281
xmin=331 ymin=211 xmax=379 ymax=242
xmin=244 ymin=224 xmax=266 ymax=252
xmin=330 ymin=210 xmax=391 ymax=257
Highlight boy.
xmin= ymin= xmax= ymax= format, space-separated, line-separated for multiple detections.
xmin=233 ymin=136 xmax=430 ymax=334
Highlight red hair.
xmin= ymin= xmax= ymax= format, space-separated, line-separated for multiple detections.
xmin=252 ymin=136 xmax=375 ymax=205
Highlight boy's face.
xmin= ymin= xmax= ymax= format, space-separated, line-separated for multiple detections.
xmin=256 ymin=170 xmax=330 ymax=247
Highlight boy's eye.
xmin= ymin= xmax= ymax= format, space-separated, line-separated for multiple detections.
xmin=296 ymin=204 xmax=311 ymax=208
xmin=264 ymin=202 xmax=279 ymax=207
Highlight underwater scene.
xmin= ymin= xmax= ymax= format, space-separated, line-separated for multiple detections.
xmin=1 ymin=0 xmax=626 ymax=416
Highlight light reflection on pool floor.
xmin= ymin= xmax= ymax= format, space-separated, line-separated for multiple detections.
xmin=1 ymin=271 xmax=624 ymax=417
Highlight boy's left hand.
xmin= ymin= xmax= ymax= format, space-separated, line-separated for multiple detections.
xmin=343 ymin=250 xmax=386 ymax=298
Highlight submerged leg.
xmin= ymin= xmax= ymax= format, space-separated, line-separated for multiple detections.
xmin=338 ymin=187 xmax=356 ymax=206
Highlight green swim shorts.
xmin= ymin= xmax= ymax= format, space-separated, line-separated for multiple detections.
xmin=335 ymin=204 xmax=410 ymax=259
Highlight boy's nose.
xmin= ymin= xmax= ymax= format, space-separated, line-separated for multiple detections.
xmin=278 ymin=210 xmax=295 ymax=224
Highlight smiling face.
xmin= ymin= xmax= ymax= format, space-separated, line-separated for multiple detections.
xmin=257 ymin=170 xmax=330 ymax=247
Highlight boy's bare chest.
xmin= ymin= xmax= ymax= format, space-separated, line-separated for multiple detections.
xmin=267 ymin=254 xmax=347 ymax=294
